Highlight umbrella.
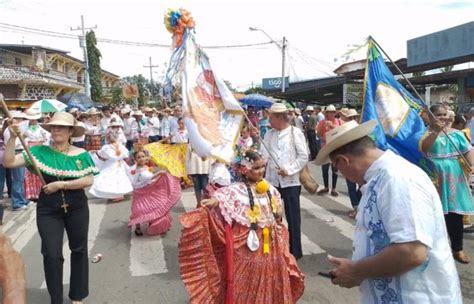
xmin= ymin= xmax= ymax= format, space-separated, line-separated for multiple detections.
xmin=29 ymin=99 xmax=67 ymax=113
xmin=239 ymin=94 xmax=273 ymax=108
xmin=57 ymin=92 xmax=97 ymax=108
xmin=65 ymin=103 xmax=88 ymax=112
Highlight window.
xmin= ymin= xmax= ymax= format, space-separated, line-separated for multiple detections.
xmin=15 ymin=57 xmax=22 ymax=66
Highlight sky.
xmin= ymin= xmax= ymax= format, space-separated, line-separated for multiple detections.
xmin=1 ymin=0 xmax=474 ymax=90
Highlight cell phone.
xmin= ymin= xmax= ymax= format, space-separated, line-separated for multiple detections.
xmin=318 ymin=271 xmax=335 ymax=279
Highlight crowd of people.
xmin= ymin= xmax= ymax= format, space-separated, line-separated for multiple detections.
xmin=0 ymin=100 xmax=472 ymax=303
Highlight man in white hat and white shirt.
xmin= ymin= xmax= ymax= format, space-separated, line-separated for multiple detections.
xmin=120 ymin=108 xmax=134 ymax=150
xmin=315 ymin=120 xmax=462 ymax=303
xmin=3 ymin=111 xmax=31 ymax=210
xmin=260 ymin=103 xmax=308 ymax=259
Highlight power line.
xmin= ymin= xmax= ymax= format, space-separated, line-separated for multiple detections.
xmin=0 ymin=22 xmax=275 ymax=49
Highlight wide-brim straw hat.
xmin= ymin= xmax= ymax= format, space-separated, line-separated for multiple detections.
xmin=25 ymin=109 xmax=42 ymax=120
xmin=132 ymin=110 xmax=144 ymax=116
xmin=121 ymin=108 xmax=131 ymax=115
xmin=295 ymin=108 xmax=302 ymax=115
xmin=305 ymin=106 xmax=314 ymax=112
xmin=340 ymin=108 xmax=359 ymax=118
xmin=315 ymin=120 xmax=377 ymax=165
xmin=268 ymin=103 xmax=288 ymax=114
xmin=86 ymin=107 xmax=101 ymax=116
xmin=41 ymin=112 xmax=85 ymax=137
xmin=325 ymin=104 xmax=336 ymax=112
xmin=10 ymin=111 xmax=27 ymax=120
xmin=109 ymin=120 xmax=123 ymax=128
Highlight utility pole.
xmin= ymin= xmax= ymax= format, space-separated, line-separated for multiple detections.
xmin=71 ymin=15 xmax=97 ymax=98
xmin=143 ymin=57 xmax=159 ymax=99
xmin=281 ymin=37 xmax=286 ymax=93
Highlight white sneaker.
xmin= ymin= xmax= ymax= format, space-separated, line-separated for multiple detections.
xmin=12 ymin=205 xmax=28 ymax=211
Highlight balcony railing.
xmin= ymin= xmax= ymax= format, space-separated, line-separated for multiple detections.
xmin=0 ymin=64 xmax=81 ymax=83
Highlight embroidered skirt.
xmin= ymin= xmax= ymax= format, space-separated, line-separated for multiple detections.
xmin=23 ymin=141 xmax=43 ymax=200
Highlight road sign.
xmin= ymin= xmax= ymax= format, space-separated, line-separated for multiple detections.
xmin=262 ymin=77 xmax=289 ymax=90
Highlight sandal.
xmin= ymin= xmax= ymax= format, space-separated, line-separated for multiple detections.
xmin=453 ymin=251 xmax=470 ymax=264
xmin=330 ymin=190 xmax=339 ymax=197
xmin=134 ymin=228 xmax=143 ymax=236
xmin=317 ymin=188 xmax=329 ymax=195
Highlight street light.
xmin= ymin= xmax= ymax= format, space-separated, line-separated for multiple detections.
xmin=249 ymin=27 xmax=287 ymax=93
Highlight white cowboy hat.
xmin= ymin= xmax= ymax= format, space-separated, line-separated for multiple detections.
xmin=25 ymin=109 xmax=42 ymax=120
xmin=132 ymin=110 xmax=144 ymax=116
xmin=121 ymin=108 xmax=131 ymax=115
xmin=305 ymin=106 xmax=314 ymax=112
xmin=10 ymin=111 xmax=27 ymax=120
xmin=268 ymin=103 xmax=288 ymax=114
xmin=86 ymin=107 xmax=101 ymax=116
xmin=325 ymin=105 xmax=336 ymax=112
xmin=340 ymin=108 xmax=358 ymax=118
xmin=315 ymin=120 xmax=377 ymax=165
xmin=41 ymin=112 xmax=85 ymax=137
xmin=295 ymin=108 xmax=302 ymax=115
xmin=108 ymin=119 xmax=123 ymax=128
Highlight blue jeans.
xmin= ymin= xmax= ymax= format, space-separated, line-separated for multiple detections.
xmin=346 ymin=179 xmax=361 ymax=208
xmin=0 ymin=165 xmax=5 ymax=222
xmin=11 ymin=166 xmax=28 ymax=209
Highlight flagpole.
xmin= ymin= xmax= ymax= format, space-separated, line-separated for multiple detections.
xmin=0 ymin=94 xmax=47 ymax=185
xmin=241 ymin=110 xmax=282 ymax=170
xmin=369 ymin=36 xmax=470 ymax=166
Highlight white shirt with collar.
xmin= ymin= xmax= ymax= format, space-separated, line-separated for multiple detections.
xmin=260 ymin=125 xmax=308 ymax=188
xmin=354 ymin=150 xmax=461 ymax=304
xmin=146 ymin=115 xmax=161 ymax=137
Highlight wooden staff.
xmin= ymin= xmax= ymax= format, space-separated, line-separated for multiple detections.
xmin=0 ymin=94 xmax=46 ymax=185
xmin=369 ymin=36 xmax=470 ymax=166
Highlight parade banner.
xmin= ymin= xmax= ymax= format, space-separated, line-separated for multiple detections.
xmin=181 ymin=34 xmax=244 ymax=163
xmin=361 ymin=40 xmax=432 ymax=174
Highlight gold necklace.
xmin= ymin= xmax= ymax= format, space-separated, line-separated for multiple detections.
xmin=52 ymin=145 xmax=70 ymax=213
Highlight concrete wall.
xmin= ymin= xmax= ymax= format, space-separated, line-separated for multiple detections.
xmin=407 ymin=22 xmax=474 ymax=67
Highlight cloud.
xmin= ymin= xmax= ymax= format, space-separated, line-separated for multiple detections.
xmin=438 ymin=1 xmax=474 ymax=9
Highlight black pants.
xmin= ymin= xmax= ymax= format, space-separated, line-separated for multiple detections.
xmin=148 ymin=135 xmax=160 ymax=143
xmin=306 ymin=130 xmax=318 ymax=160
xmin=322 ymin=163 xmax=338 ymax=189
xmin=126 ymin=140 xmax=133 ymax=151
xmin=37 ymin=202 xmax=90 ymax=304
xmin=445 ymin=212 xmax=464 ymax=252
xmin=277 ymin=185 xmax=302 ymax=259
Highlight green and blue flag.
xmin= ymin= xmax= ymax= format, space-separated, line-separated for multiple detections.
xmin=361 ymin=39 xmax=433 ymax=175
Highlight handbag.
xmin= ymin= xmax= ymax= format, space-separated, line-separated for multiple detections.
xmin=290 ymin=127 xmax=319 ymax=194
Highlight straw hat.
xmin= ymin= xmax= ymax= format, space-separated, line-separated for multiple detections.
xmin=305 ymin=106 xmax=314 ymax=112
xmin=315 ymin=120 xmax=377 ymax=165
xmin=268 ymin=103 xmax=288 ymax=114
xmin=345 ymin=109 xmax=359 ymax=118
xmin=68 ymin=108 xmax=79 ymax=114
xmin=87 ymin=107 xmax=101 ymax=116
xmin=143 ymin=107 xmax=153 ymax=112
xmin=325 ymin=104 xmax=336 ymax=112
xmin=10 ymin=111 xmax=27 ymax=120
xmin=109 ymin=120 xmax=123 ymax=128
xmin=121 ymin=108 xmax=131 ymax=115
xmin=163 ymin=108 xmax=173 ymax=113
xmin=132 ymin=110 xmax=144 ymax=116
xmin=25 ymin=109 xmax=42 ymax=120
xmin=41 ymin=112 xmax=85 ymax=137
xmin=295 ymin=108 xmax=302 ymax=115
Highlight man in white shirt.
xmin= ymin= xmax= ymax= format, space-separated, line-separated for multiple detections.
xmin=3 ymin=111 xmax=31 ymax=210
xmin=144 ymin=107 xmax=160 ymax=143
xmin=121 ymin=108 xmax=134 ymax=150
xmin=169 ymin=106 xmax=182 ymax=143
xmin=100 ymin=106 xmax=122 ymax=131
xmin=260 ymin=103 xmax=309 ymax=259
xmin=315 ymin=120 xmax=462 ymax=304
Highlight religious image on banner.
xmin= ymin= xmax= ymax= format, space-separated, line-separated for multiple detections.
xmin=181 ymin=34 xmax=244 ymax=163
xmin=375 ymin=83 xmax=410 ymax=137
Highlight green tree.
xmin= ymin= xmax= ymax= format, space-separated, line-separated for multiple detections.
xmin=110 ymin=86 xmax=123 ymax=105
xmin=86 ymin=30 xmax=103 ymax=103
xmin=243 ymin=85 xmax=265 ymax=95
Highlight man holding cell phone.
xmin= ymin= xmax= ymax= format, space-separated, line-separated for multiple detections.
xmin=315 ymin=120 xmax=462 ymax=303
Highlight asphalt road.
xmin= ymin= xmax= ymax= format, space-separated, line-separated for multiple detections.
xmin=2 ymin=163 xmax=474 ymax=303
